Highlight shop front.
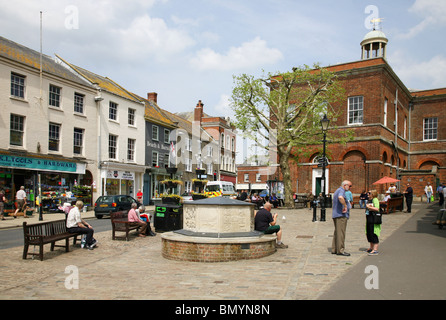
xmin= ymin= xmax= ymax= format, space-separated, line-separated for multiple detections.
xmin=100 ymin=163 xmax=146 ymax=200
xmin=0 ymin=153 xmax=89 ymax=213
xmin=146 ymin=167 xmax=182 ymax=205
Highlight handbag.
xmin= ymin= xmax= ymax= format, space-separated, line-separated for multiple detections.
xmin=370 ymin=210 xmax=382 ymax=225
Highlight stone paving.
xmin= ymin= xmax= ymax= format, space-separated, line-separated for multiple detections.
xmin=0 ymin=204 xmax=417 ymax=300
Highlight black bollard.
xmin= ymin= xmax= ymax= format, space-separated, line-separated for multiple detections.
xmin=312 ymin=200 xmax=317 ymax=222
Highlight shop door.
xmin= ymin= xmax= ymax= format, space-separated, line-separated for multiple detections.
xmin=315 ymin=178 xmax=322 ymax=197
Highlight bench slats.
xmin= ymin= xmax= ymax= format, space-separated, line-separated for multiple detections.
xmin=110 ymin=210 xmax=139 ymax=241
xmin=23 ymin=220 xmax=81 ymax=261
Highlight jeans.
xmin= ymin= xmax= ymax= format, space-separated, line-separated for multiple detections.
xmin=359 ymin=199 xmax=367 ymax=209
xmin=68 ymin=227 xmax=94 ymax=245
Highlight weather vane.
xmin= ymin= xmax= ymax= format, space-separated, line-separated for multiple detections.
xmin=370 ymin=17 xmax=384 ymax=30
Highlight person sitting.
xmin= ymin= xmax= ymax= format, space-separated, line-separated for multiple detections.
xmin=388 ymin=184 xmax=397 ymax=194
xmin=128 ymin=202 xmax=148 ymax=237
xmin=359 ymin=190 xmax=368 ymax=209
xmin=137 ymin=205 xmax=156 ymax=236
xmin=66 ymin=200 xmax=97 ymax=250
xmin=251 ymin=193 xmax=263 ymax=209
xmin=254 ymin=202 xmax=288 ymax=249
xmin=270 ymin=193 xmax=279 ymax=208
xmin=380 ymin=191 xmax=391 ymax=213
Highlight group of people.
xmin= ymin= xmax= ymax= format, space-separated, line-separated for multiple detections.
xmin=237 ymin=190 xmax=283 ymax=209
xmin=66 ymin=200 xmax=155 ymax=250
xmin=358 ymin=183 xmax=414 ymax=213
xmin=332 ymin=180 xmax=383 ymax=256
xmin=0 ymin=186 xmax=31 ymax=220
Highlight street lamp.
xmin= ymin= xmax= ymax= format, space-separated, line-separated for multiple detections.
xmin=320 ymin=114 xmax=330 ymax=222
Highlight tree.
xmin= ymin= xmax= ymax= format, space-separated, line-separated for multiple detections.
xmin=230 ymin=64 xmax=350 ymax=207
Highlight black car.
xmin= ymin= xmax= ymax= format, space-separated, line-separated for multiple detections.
xmin=94 ymin=195 xmax=141 ymax=219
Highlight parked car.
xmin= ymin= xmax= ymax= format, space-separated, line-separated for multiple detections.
xmin=94 ymin=195 xmax=141 ymax=219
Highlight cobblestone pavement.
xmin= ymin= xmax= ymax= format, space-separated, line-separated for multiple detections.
xmin=0 ymin=204 xmax=418 ymax=300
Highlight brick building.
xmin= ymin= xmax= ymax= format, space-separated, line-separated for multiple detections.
xmin=237 ymin=29 xmax=446 ymax=201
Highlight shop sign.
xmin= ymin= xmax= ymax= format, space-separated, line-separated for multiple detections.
xmin=106 ymin=170 xmax=135 ymax=180
xmin=0 ymin=155 xmax=80 ymax=173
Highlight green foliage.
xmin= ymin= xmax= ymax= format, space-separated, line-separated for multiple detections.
xmin=230 ymin=64 xmax=353 ymax=206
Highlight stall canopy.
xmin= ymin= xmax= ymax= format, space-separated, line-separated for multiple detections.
xmin=372 ymin=176 xmax=400 ymax=185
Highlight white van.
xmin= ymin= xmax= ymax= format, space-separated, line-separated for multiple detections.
xmin=205 ymin=181 xmax=236 ymax=197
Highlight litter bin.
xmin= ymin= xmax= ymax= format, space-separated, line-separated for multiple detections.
xmin=154 ymin=204 xmax=183 ymax=232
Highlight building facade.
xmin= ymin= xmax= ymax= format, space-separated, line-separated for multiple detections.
xmin=163 ymin=102 xmax=220 ymax=195
xmin=237 ymin=29 xmax=446 ymax=201
xmin=0 ymin=36 xmax=98 ymax=209
xmin=58 ymin=57 xmax=148 ymax=201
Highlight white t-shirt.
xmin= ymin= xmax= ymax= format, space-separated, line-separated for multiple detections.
xmin=16 ymin=189 xmax=26 ymax=200
xmin=66 ymin=207 xmax=82 ymax=228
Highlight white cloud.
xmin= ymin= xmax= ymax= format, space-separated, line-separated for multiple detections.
xmin=390 ymin=51 xmax=446 ymax=89
xmin=117 ymin=14 xmax=195 ymax=60
xmin=398 ymin=0 xmax=446 ymax=39
xmin=190 ymin=36 xmax=283 ymax=71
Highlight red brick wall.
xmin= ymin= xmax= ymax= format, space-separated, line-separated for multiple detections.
xmin=162 ymin=238 xmax=276 ymax=262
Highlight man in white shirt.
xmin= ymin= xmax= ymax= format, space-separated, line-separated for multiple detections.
xmin=14 ymin=186 xmax=27 ymax=218
xmin=67 ymin=201 xmax=96 ymax=250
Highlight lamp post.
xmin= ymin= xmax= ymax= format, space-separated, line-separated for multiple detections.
xmin=320 ymin=114 xmax=330 ymax=222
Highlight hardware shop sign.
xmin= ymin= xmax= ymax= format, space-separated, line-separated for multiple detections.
xmin=0 ymin=155 xmax=81 ymax=173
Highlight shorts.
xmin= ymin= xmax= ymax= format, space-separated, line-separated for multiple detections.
xmin=263 ymin=225 xmax=280 ymax=234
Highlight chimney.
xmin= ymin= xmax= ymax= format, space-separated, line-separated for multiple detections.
xmin=194 ymin=100 xmax=203 ymax=123
xmin=147 ymin=92 xmax=158 ymax=103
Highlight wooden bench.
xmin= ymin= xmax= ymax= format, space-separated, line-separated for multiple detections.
xmin=294 ymin=196 xmax=308 ymax=209
xmin=110 ymin=210 xmax=140 ymax=241
xmin=23 ymin=220 xmax=81 ymax=261
xmin=380 ymin=196 xmax=404 ymax=214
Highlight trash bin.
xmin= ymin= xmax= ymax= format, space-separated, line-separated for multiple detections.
xmin=154 ymin=204 xmax=183 ymax=232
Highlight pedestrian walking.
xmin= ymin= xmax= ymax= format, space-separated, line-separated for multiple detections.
xmin=13 ymin=186 xmax=26 ymax=218
xmin=425 ymin=182 xmax=433 ymax=203
xmin=0 ymin=189 xmax=6 ymax=220
xmin=331 ymin=180 xmax=352 ymax=256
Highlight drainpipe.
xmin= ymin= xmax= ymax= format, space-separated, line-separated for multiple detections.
xmin=408 ymin=101 xmax=413 ymax=170
xmin=95 ymin=92 xmax=104 ymax=196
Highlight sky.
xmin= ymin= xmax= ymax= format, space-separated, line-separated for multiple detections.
xmin=1 ymin=0 xmax=445 ymax=162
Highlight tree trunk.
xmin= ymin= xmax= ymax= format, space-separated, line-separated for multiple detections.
xmin=278 ymin=149 xmax=294 ymax=207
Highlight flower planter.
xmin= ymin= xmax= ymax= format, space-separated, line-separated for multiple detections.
xmin=162 ymin=196 xmax=181 ymax=205
xmin=192 ymin=194 xmax=207 ymax=200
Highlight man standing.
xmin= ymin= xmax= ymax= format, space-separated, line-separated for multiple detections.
xmin=136 ymin=189 xmax=143 ymax=203
xmin=331 ymin=180 xmax=352 ymax=256
xmin=404 ymin=183 xmax=413 ymax=213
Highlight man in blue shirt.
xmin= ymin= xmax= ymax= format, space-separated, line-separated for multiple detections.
xmin=331 ymin=180 xmax=352 ymax=256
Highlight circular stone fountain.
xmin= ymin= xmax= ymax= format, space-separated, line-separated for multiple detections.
xmin=161 ymin=197 xmax=277 ymax=262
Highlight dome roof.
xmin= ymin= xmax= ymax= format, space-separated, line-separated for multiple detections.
xmin=361 ymin=30 xmax=388 ymax=45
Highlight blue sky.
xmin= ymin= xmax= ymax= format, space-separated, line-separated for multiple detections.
xmin=1 ymin=0 xmax=445 ymax=161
